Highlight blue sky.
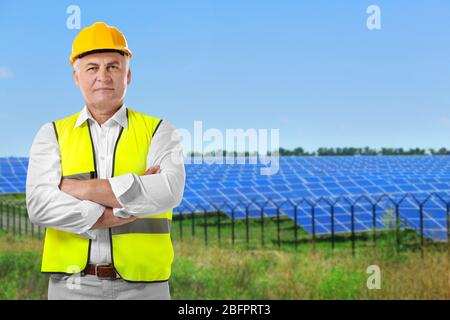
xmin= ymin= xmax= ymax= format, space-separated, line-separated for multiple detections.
xmin=0 ymin=0 xmax=449 ymax=156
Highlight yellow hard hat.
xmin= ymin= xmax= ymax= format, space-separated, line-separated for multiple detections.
xmin=70 ymin=22 xmax=132 ymax=65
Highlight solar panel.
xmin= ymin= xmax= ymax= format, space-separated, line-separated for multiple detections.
xmin=0 ymin=157 xmax=28 ymax=193
xmin=177 ymin=156 xmax=450 ymax=241
xmin=1 ymin=156 xmax=449 ymax=241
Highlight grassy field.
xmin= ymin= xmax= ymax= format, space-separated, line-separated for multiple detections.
xmin=1 ymin=193 xmax=448 ymax=299
xmin=0 ymin=230 xmax=448 ymax=300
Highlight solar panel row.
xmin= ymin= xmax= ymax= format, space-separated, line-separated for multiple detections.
xmin=0 ymin=156 xmax=449 ymax=241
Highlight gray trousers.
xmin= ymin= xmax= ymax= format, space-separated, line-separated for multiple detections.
xmin=48 ymin=273 xmax=171 ymax=300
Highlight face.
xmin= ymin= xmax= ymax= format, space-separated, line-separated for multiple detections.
xmin=73 ymin=52 xmax=131 ymax=111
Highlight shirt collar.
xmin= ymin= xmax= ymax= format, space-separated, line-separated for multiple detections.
xmin=74 ymin=104 xmax=128 ymax=129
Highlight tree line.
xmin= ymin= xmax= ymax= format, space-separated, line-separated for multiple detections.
xmin=279 ymin=147 xmax=450 ymax=156
xmin=189 ymin=147 xmax=450 ymax=157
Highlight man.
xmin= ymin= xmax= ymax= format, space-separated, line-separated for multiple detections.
xmin=26 ymin=22 xmax=185 ymax=300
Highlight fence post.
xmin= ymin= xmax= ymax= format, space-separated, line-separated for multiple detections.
xmin=351 ymin=205 xmax=355 ymax=257
xmin=13 ymin=205 xmax=16 ymax=235
xmin=276 ymin=207 xmax=281 ymax=249
xmin=179 ymin=212 xmax=183 ymax=241
xmin=311 ymin=206 xmax=316 ymax=253
xmin=191 ymin=211 xmax=195 ymax=238
xmin=372 ymin=204 xmax=377 ymax=247
xmin=6 ymin=203 xmax=11 ymax=232
xmin=395 ymin=204 xmax=400 ymax=254
xmin=25 ymin=206 xmax=28 ymax=235
xmin=231 ymin=210 xmax=235 ymax=247
xmin=419 ymin=204 xmax=424 ymax=258
xmin=331 ymin=205 xmax=335 ymax=252
xmin=245 ymin=207 xmax=250 ymax=249
xmin=18 ymin=206 xmax=22 ymax=235
xmin=203 ymin=210 xmax=208 ymax=246
xmin=293 ymin=206 xmax=298 ymax=251
xmin=0 ymin=201 xmax=3 ymax=230
xmin=217 ymin=210 xmax=221 ymax=245
xmin=260 ymin=207 xmax=265 ymax=247
xmin=446 ymin=203 xmax=449 ymax=262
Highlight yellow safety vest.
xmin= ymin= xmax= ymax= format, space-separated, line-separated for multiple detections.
xmin=41 ymin=108 xmax=174 ymax=282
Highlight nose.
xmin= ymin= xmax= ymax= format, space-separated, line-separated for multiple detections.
xmin=96 ymin=66 xmax=112 ymax=83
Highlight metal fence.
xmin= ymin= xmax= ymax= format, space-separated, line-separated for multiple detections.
xmin=0 ymin=200 xmax=45 ymax=239
xmin=174 ymin=192 xmax=450 ymax=255
xmin=0 ymin=193 xmax=449 ymax=256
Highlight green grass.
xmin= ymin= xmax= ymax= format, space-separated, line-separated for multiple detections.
xmin=0 ymin=231 xmax=448 ymax=300
xmin=0 ymin=194 xmax=448 ymax=299
xmin=0 ymin=193 xmax=25 ymax=203
xmin=171 ymin=238 xmax=448 ymax=299
xmin=0 ymin=232 xmax=48 ymax=299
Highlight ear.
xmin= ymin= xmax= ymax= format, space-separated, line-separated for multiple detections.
xmin=127 ymin=68 xmax=131 ymax=85
xmin=73 ymin=69 xmax=80 ymax=87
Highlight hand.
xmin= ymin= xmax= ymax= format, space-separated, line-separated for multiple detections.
xmin=90 ymin=207 xmax=137 ymax=230
xmin=59 ymin=178 xmax=87 ymax=200
xmin=144 ymin=165 xmax=161 ymax=175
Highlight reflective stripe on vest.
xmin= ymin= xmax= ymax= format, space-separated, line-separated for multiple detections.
xmin=62 ymin=172 xmax=96 ymax=180
xmin=111 ymin=218 xmax=172 ymax=235
xmin=41 ymin=108 xmax=174 ymax=282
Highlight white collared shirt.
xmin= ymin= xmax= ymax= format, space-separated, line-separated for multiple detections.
xmin=26 ymin=104 xmax=185 ymax=264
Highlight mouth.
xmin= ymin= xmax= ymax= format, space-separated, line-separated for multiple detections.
xmin=94 ymin=88 xmax=115 ymax=92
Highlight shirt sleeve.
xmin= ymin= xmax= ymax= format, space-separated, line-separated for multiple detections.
xmin=112 ymin=207 xmax=131 ymax=218
xmin=108 ymin=120 xmax=186 ymax=217
xmin=26 ymin=123 xmax=105 ymax=235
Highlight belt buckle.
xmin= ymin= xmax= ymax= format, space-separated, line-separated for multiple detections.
xmin=95 ymin=263 xmax=115 ymax=280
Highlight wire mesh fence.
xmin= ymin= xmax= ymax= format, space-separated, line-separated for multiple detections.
xmin=0 ymin=192 xmax=449 ymax=256
xmin=0 ymin=200 xmax=44 ymax=239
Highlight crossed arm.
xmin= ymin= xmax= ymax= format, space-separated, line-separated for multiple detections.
xmin=60 ymin=166 xmax=160 ymax=229
xmin=26 ymin=120 xmax=185 ymax=234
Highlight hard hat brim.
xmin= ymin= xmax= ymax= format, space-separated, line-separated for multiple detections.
xmin=70 ymin=48 xmax=132 ymax=65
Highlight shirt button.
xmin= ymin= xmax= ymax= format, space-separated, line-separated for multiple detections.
xmin=101 ymin=156 xmax=105 ymax=160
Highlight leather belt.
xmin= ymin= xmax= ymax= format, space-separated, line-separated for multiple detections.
xmin=83 ymin=263 xmax=120 ymax=280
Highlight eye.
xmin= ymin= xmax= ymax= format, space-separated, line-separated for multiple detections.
xmin=87 ymin=67 xmax=97 ymax=72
